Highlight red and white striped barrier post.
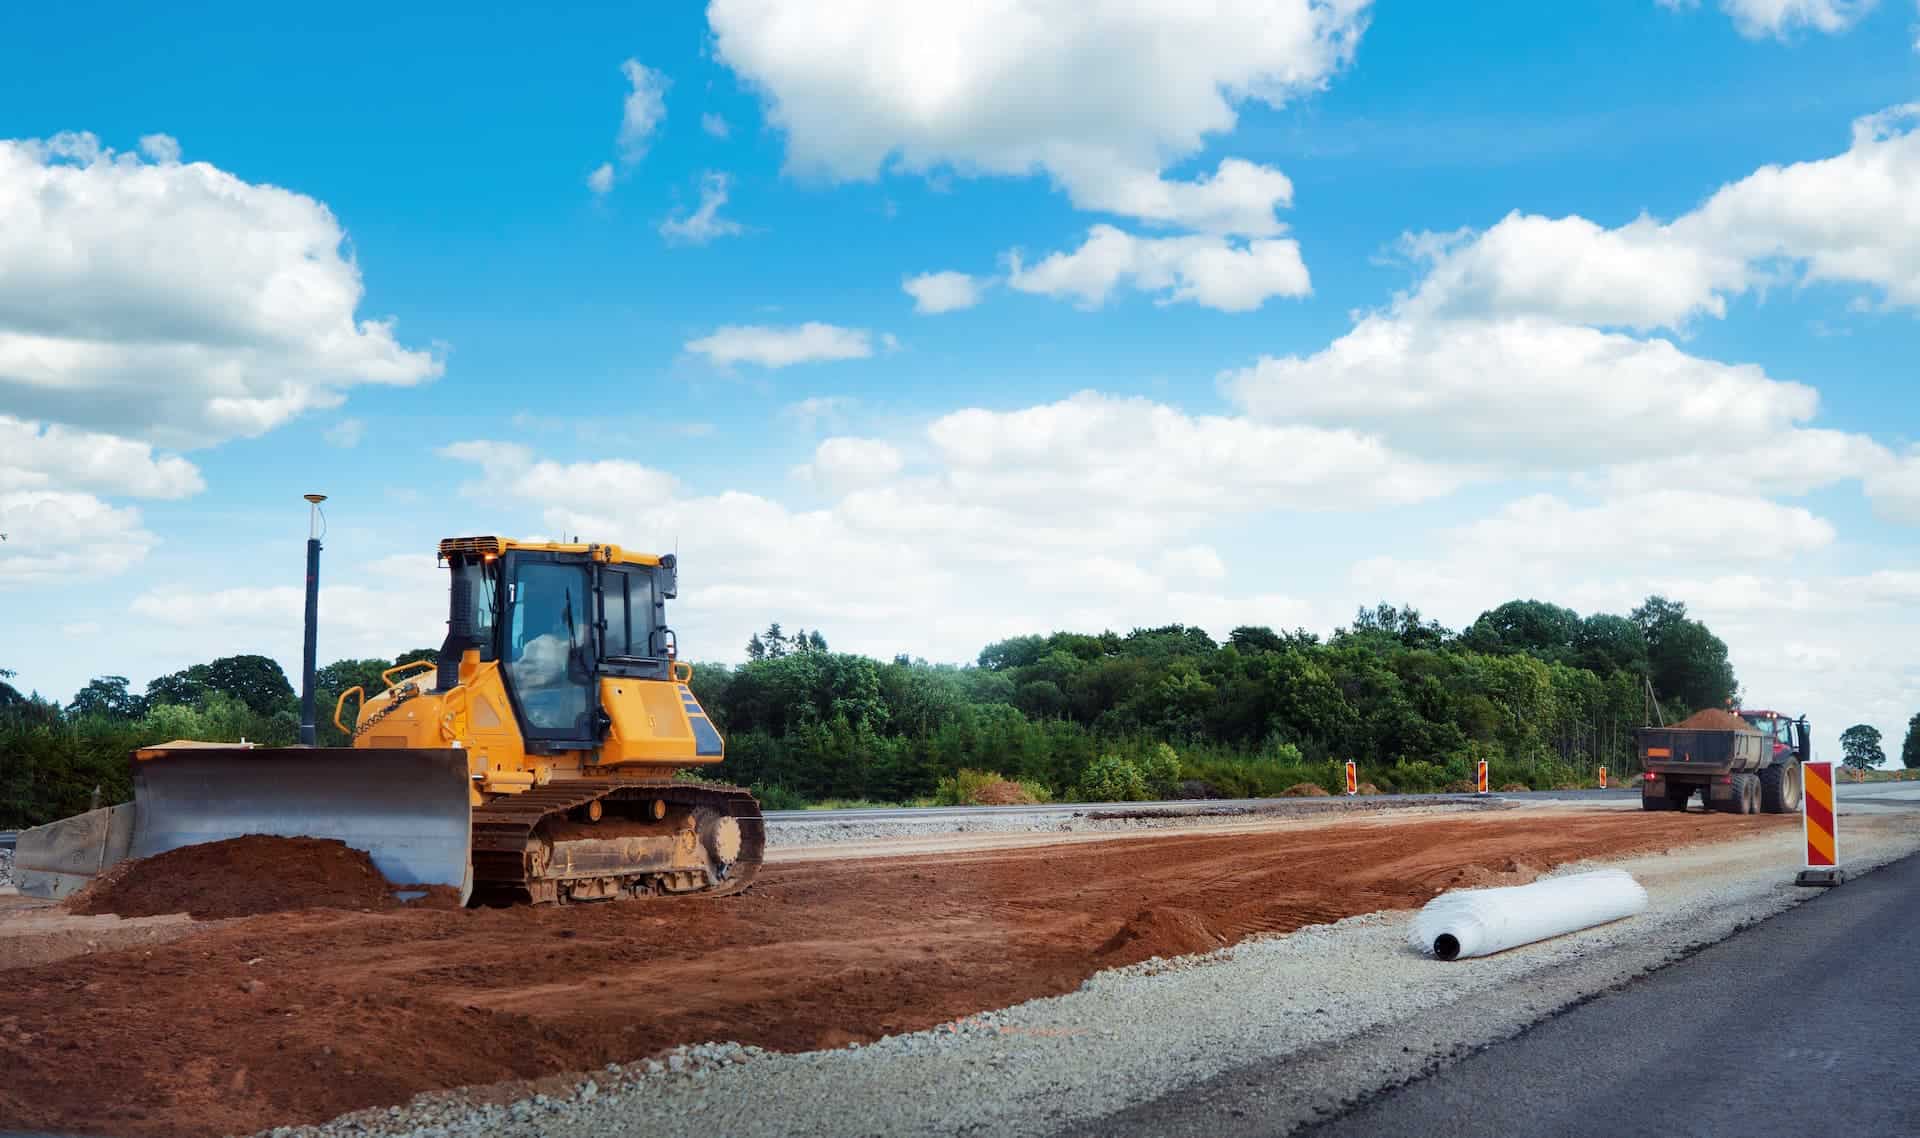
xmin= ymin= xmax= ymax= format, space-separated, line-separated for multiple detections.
xmin=1345 ymin=760 xmax=1358 ymax=796
xmin=1795 ymin=760 xmax=1844 ymax=887
xmin=1476 ymin=760 xmax=1489 ymax=796
xmin=1598 ymin=766 xmax=1607 ymax=790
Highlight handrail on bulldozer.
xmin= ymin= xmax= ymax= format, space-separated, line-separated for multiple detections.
xmin=333 ymin=686 xmax=366 ymax=735
xmin=672 ymin=660 xmax=694 ymax=683
xmin=382 ymin=658 xmax=436 ymax=687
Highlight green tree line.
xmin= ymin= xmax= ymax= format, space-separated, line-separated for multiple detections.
xmin=0 ymin=593 xmax=1759 ymax=827
xmin=690 ymin=595 xmax=1741 ymax=806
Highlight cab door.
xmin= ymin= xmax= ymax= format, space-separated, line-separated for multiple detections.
xmin=501 ymin=553 xmax=597 ymax=748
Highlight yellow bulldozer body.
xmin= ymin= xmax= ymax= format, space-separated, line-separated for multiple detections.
xmin=337 ymin=657 xmax=722 ymax=805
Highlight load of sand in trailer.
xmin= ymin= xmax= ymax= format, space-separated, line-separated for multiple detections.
xmin=1669 ymin=708 xmax=1760 ymax=733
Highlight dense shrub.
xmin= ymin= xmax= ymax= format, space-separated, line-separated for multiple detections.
xmin=1078 ymin=754 xmax=1149 ymax=802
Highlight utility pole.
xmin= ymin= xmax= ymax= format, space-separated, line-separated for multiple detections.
xmin=299 ymin=493 xmax=327 ymax=746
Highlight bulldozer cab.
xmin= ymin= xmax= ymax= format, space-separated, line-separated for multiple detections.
xmin=439 ymin=538 xmax=679 ymax=754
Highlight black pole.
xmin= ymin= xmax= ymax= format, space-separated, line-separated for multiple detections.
xmin=300 ymin=533 xmax=321 ymax=746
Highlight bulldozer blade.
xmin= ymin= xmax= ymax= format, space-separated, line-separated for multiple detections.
xmin=14 ymin=803 xmax=137 ymax=900
xmin=131 ymin=746 xmax=473 ymax=902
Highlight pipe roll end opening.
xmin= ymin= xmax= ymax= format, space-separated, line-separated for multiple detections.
xmin=1433 ymin=933 xmax=1461 ymax=961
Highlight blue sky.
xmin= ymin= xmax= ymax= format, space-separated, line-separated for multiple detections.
xmin=2 ymin=0 xmax=1918 ymax=761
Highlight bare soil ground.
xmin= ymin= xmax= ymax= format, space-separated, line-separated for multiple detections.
xmin=0 ymin=809 xmax=1789 ymax=1138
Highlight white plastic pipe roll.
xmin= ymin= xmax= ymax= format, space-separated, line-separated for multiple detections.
xmin=1409 ymin=869 xmax=1648 ymax=960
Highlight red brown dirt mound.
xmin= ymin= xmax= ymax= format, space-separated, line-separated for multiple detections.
xmin=971 ymin=780 xmax=1038 ymax=806
xmin=69 ymin=836 xmax=436 ymax=920
xmin=1282 ymin=782 xmax=1330 ymax=797
xmin=1672 ymin=708 xmax=1758 ymax=732
xmin=1097 ymin=906 xmax=1227 ymax=959
xmin=1499 ymin=783 xmax=1531 ymax=793
xmin=1356 ymin=782 xmax=1382 ymax=795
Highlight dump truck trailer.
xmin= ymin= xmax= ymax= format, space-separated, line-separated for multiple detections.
xmin=1636 ymin=709 xmax=1807 ymax=814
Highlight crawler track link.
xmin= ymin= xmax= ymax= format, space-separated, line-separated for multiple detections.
xmin=471 ymin=779 xmax=764 ymax=905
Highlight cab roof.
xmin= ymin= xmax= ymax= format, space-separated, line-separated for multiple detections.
xmin=437 ymin=536 xmax=665 ymax=567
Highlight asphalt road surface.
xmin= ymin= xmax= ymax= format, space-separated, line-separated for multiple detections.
xmin=1100 ymin=835 xmax=1920 ymax=1138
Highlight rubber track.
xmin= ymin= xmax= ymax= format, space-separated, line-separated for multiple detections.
xmin=471 ymin=779 xmax=765 ymax=903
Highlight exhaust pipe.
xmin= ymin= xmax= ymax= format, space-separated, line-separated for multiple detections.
xmin=1410 ymin=869 xmax=1648 ymax=960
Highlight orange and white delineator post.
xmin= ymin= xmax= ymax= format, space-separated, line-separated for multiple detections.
xmin=1598 ymin=766 xmax=1607 ymax=790
xmin=1476 ymin=760 xmax=1489 ymax=795
xmin=1795 ymin=760 xmax=1844 ymax=887
xmin=1345 ymin=760 xmax=1358 ymax=796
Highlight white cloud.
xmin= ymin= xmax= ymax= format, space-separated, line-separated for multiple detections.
xmin=1157 ymin=545 xmax=1227 ymax=582
xmin=1704 ymin=0 xmax=1879 ymax=39
xmin=780 ymin=395 xmax=856 ymax=431
xmin=1007 ymin=224 xmax=1311 ymax=311
xmin=685 ymin=322 xmax=882 ymax=368
xmin=1681 ymin=103 xmax=1920 ymax=308
xmin=1404 ymin=105 xmax=1920 ymax=330
xmin=1225 ymin=315 xmax=1821 ymax=471
xmin=923 ymin=391 xmax=1456 ymax=514
xmin=1599 ymin=429 xmax=1892 ymax=498
xmin=1400 ymin=213 xmax=1749 ymax=332
xmin=0 ymin=489 xmax=154 ymax=585
xmin=707 ymin=0 xmax=1369 ymax=234
xmin=0 ymin=133 xmax=441 ymax=449
xmin=1458 ymin=491 xmax=1834 ymax=565
xmin=0 ymin=415 xmax=202 ymax=498
xmin=617 ymin=59 xmax=669 ymax=165
xmin=1865 ymin=451 xmax=1920 ymax=523
xmin=796 ymin=436 xmax=906 ymax=494
xmin=137 ymin=133 xmax=180 ymax=164
xmin=586 ymin=162 xmax=614 ymax=195
xmin=1069 ymin=158 xmax=1299 ymax=238
xmin=701 ymin=113 xmax=730 ymax=139
xmin=323 ymin=418 xmax=365 ymax=449
xmin=902 ymin=270 xmax=987 ymax=314
xmin=659 ymin=172 xmax=745 ymax=245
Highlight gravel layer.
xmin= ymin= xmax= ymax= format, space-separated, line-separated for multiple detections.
xmin=0 ymin=847 xmax=12 ymax=890
xmin=764 ymin=797 xmax=1500 ymax=846
xmin=266 ymin=812 xmax=1920 ymax=1138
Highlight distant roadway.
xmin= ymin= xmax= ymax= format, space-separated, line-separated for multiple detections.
xmin=763 ymin=786 xmax=1625 ymax=826
xmin=767 ymin=782 xmax=1911 ymax=825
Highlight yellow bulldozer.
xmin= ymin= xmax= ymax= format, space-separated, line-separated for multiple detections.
xmin=19 ymin=536 xmax=762 ymax=905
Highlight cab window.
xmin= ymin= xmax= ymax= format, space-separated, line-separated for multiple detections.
xmin=506 ymin=560 xmax=592 ymax=734
xmin=602 ymin=568 xmax=658 ymax=658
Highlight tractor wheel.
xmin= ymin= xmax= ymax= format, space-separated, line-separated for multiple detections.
xmin=1712 ymin=777 xmax=1749 ymax=814
xmin=1758 ymin=763 xmax=1799 ymax=814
